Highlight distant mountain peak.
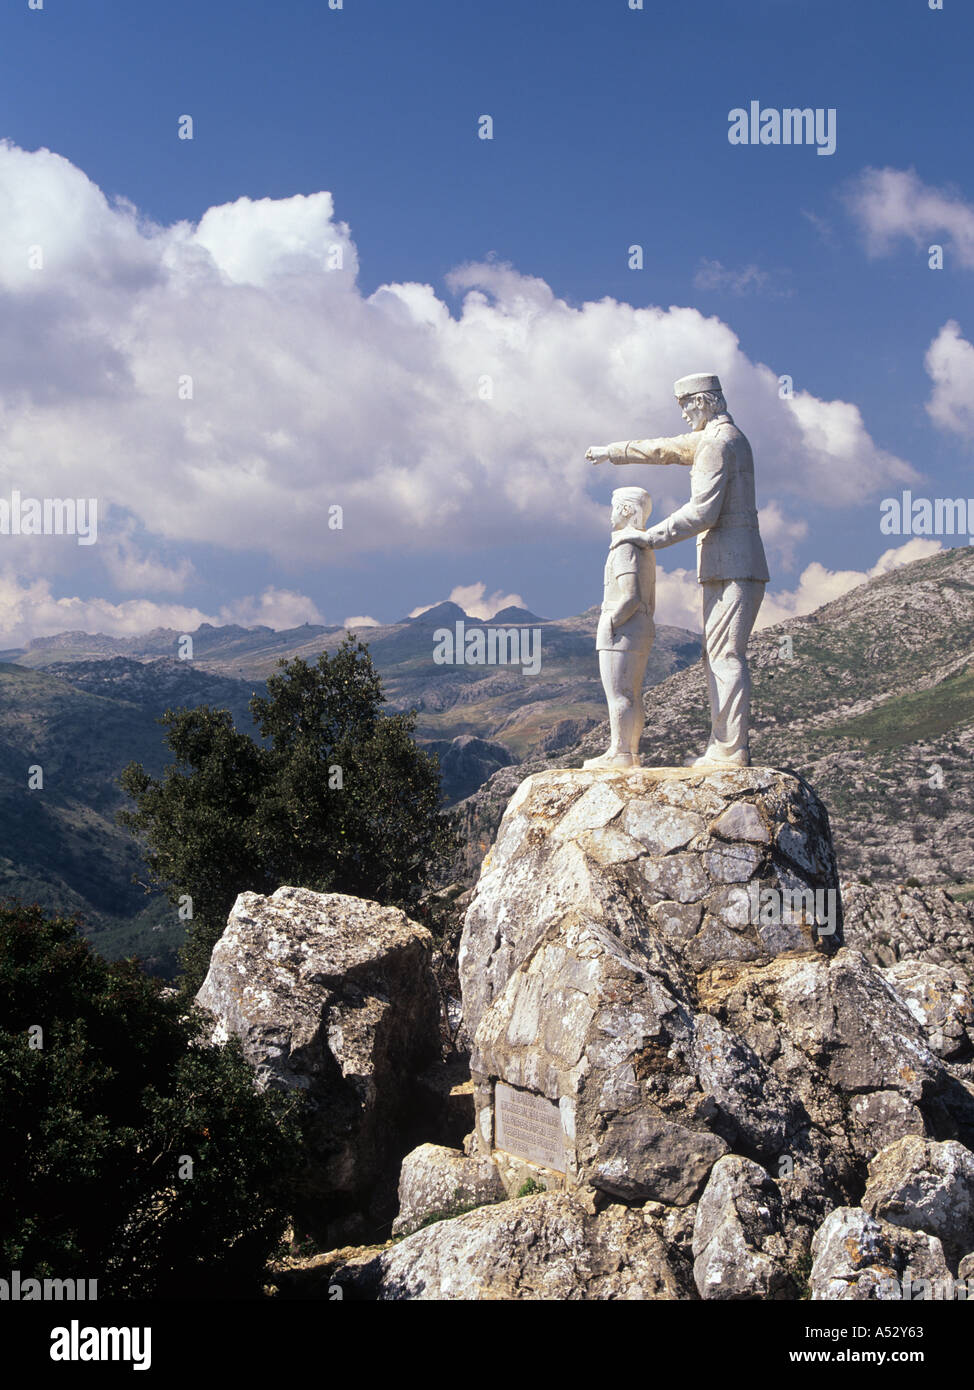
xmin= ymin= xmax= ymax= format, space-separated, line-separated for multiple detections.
xmin=489 ymin=606 xmax=545 ymax=624
xmin=405 ymin=601 xmax=470 ymax=624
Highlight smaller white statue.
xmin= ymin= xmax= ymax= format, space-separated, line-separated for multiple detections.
xmin=583 ymin=487 xmax=655 ymax=769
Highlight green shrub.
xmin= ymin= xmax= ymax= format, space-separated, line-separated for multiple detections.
xmin=0 ymin=902 xmax=302 ymax=1298
xmin=516 ymin=1177 xmax=545 ymax=1197
xmin=119 ymin=637 xmax=459 ymax=996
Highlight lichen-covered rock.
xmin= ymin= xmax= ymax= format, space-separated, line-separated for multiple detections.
xmin=195 ymin=885 xmax=440 ymax=1242
xmin=392 ymin=1144 xmax=505 ymax=1237
xmin=862 ymin=1136 xmax=974 ymax=1269
xmin=460 ymin=767 xmax=842 ymax=1045
xmin=460 ymin=767 xmax=847 ymax=1204
xmin=692 ymin=1156 xmax=796 ymax=1300
xmin=458 ymin=768 xmax=974 ymax=1233
xmin=809 ymin=1206 xmax=949 ymax=1300
xmin=333 ymin=1194 xmax=697 ymax=1300
xmin=697 ymin=947 xmax=974 ymax=1173
xmin=880 ymin=960 xmax=974 ymax=1062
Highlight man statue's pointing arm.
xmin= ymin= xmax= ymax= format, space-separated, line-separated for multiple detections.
xmin=606 ymin=432 xmax=700 ymax=467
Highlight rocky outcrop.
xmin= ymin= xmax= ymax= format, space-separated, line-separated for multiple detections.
xmin=361 ymin=761 xmax=974 ymax=1300
xmin=195 ymin=885 xmax=440 ymax=1244
xmin=458 ymin=766 xmax=845 ymax=1202
xmin=460 ymin=766 xmax=842 ymax=1041
xmin=842 ymin=880 xmax=974 ymax=985
xmin=861 ymin=1136 xmax=974 ymax=1270
xmin=327 ymin=1194 xmax=696 ymax=1300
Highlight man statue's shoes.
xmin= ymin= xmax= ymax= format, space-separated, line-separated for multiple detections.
xmin=683 ymin=747 xmax=751 ymax=768
xmin=583 ymin=752 xmax=641 ymax=769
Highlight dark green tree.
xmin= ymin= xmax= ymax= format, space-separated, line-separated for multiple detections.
xmin=119 ymin=636 xmax=457 ymax=996
xmin=0 ymin=902 xmax=302 ymax=1298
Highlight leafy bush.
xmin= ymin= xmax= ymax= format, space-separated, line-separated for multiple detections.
xmin=0 ymin=902 xmax=302 ymax=1298
xmin=119 ymin=637 xmax=458 ymax=996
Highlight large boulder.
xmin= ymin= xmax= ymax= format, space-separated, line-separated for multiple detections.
xmin=692 ymin=1156 xmax=796 ymax=1300
xmin=461 ymin=766 xmax=842 ymax=1043
xmin=449 ymin=765 xmax=974 ymax=1289
xmin=459 ymin=766 xmax=844 ymax=1204
xmin=195 ymin=886 xmax=440 ymax=1244
xmin=862 ymin=1136 xmax=974 ymax=1270
xmin=809 ymin=1206 xmax=950 ymax=1300
xmin=328 ymin=1193 xmax=697 ymax=1300
xmin=392 ymin=1144 xmax=506 ymax=1237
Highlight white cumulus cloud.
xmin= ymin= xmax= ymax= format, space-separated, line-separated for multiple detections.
xmin=409 ymin=581 xmax=528 ymax=620
xmin=0 ymin=141 xmax=917 ymax=578
xmin=0 ymin=572 xmax=326 ymax=647
xmin=654 ymin=539 xmax=943 ymax=635
xmin=845 ymin=167 xmax=974 ymax=269
xmin=924 ymin=320 xmax=974 ymax=440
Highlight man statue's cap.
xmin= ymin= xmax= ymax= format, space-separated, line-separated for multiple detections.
xmin=673 ymin=372 xmax=722 ymax=398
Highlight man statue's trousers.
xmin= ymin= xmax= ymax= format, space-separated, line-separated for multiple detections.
xmin=700 ymin=579 xmax=765 ymax=759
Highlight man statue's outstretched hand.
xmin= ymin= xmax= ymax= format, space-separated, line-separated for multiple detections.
xmin=610 ymin=526 xmax=653 ymax=549
xmin=586 ymin=445 xmax=611 ymax=465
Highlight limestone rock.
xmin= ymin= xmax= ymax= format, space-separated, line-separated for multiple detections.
xmin=195 ymin=885 xmax=440 ymax=1242
xmin=862 ymin=1136 xmax=974 ymax=1269
xmin=880 ymin=959 xmax=974 ymax=1061
xmin=392 ymin=1144 xmax=505 ymax=1237
xmin=697 ymin=947 xmax=974 ymax=1172
xmin=443 ymin=764 xmax=974 ymax=1295
xmin=692 ymin=1156 xmax=796 ymax=1300
xmin=809 ymin=1206 xmax=949 ymax=1300
xmin=460 ymin=767 xmax=842 ymax=1045
xmin=333 ymin=1194 xmax=697 ymax=1300
xmin=459 ymin=766 xmax=974 ymax=1229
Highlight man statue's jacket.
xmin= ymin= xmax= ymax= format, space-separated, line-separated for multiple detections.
xmin=608 ymin=412 xmax=769 ymax=585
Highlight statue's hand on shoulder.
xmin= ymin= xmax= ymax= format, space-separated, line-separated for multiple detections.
xmin=609 ymin=526 xmax=652 ymax=549
xmin=586 ymin=445 xmax=610 ymax=465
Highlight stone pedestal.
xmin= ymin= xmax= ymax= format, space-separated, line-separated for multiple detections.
xmin=458 ymin=766 xmax=843 ymax=1200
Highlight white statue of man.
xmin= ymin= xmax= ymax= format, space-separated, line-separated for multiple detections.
xmin=583 ymin=486 xmax=655 ymax=770
xmin=585 ymin=373 xmax=768 ymax=767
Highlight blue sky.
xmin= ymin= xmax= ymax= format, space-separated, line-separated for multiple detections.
xmin=0 ymin=0 xmax=971 ymax=640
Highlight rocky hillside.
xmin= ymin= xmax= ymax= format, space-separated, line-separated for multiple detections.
xmin=0 ymin=658 xmax=265 ymax=975
xmin=455 ymin=546 xmax=974 ymax=889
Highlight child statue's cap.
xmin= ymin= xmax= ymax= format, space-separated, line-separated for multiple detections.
xmin=612 ymin=486 xmax=653 ymax=520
